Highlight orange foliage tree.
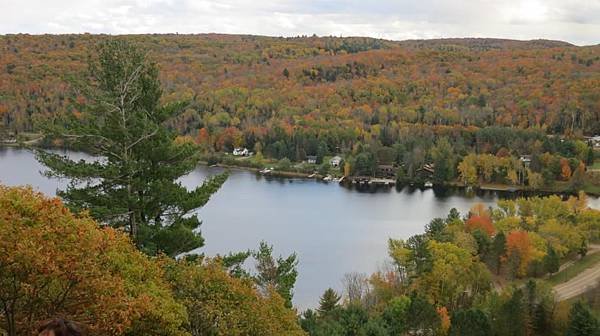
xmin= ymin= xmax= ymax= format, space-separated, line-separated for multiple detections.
xmin=437 ymin=306 xmax=451 ymax=334
xmin=0 ymin=185 xmax=188 ymax=336
xmin=506 ymin=230 xmax=534 ymax=278
xmin=196 ymin=127 xmax=211 ymax=148
xmin=560 ymin=158 xmax=572 ymax=180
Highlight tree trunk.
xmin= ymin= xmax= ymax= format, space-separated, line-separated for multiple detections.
xmin=3 ymin=303 xmax=16 ymax=336
xmin=129 ymin=211 xmax=137 ymax=245
xmin=127 ymin=181 xmax=137 ymax=245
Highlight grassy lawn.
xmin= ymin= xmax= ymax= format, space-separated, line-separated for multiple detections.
xmin=479 ymin=183 xmax=521 ymax=191
xmin=555 ymin=288 xmax=600 ymax=318
xmin=548 ymin=252 xmax=600 ymax=286
xmin=590 ymin=161 xmax=600 ymax=170
xmin=555 ymin=297 xmax=600 ymax=322
xmin=583 ymin=182 xmax=600 ymax=195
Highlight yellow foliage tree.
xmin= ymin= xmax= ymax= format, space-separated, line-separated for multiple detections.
xmin=416 ymin=241 xmax=491 ymax=309
xmin=164 ymin=258 xmax=305 ymax=336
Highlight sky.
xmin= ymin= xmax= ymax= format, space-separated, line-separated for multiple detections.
xmin=1 ymin=0 xmax=599 ymax=46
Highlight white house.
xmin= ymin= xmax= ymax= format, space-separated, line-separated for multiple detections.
xmin=589 ymin=136 xmax=600 ymax=148
xmin=519 ymin=155 xmax=532 ymax=167
xmin=330 ymin=155 xmax=342 ymax=167
xmin=233 ymin=148 xmax=249 ymax=156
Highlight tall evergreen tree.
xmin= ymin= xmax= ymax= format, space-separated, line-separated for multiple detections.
xmin=587 ymin=144 xmax=595 ymax=166
xmin=431 ymin=137 xmax=456 ymax=183
xmin=490 ymin=232 xmax=507 ymax=275
xmin=406 ymin=234 xmax=433 ymax=275
xmin=532 ymin=301 xmax=552 ymax=336
xmin=543 ymin=245 xmax=560 ymax=274
xmin=449 ymin=308 xmax=492 ymax=336
xmin=299 ymin=309 xmax=318 ymax=335
xmin=339 ymin=304 xmax=369 ymax=336
xmin=254 ymin=241 xmax=299 ymax=308
xmin=406 ymin=292 xmax=440 ymax=335
xmin=579 ymin=239 xmax=589 ymax=258
xmin=382 ymin=296 xmax=411 ymax=335
xmin=495 ymin=289 xmax=527 ymax=336
xmin=36 ymin=39 xmax=226 ymax=256
xmin=566 ymin=301 xmax=600 ymax=336
xmin=318 ymin=288 xmax=342 ymax=315
xmin=425 ymin=217 xmax=448 ymax=242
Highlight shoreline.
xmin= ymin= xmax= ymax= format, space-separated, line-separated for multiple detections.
xmin=203 ymin=161 xmax=600 ymax=197
xmin=4 ymin=145 xmax=599 ymax=197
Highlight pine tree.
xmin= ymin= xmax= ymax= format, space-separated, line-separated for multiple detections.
xmin=406 ymin=292 xmax=441 ymax=335
xmin=579 ymin=239 xmax=589 ymax=258
xmin=253 ymin=241 xmax=298 ymax=308
xmin=490 ymin=231 xmax=507 ymax=275
xmin=449 ymin=308 xmax=491 ymax=336
xmin=543 ymin=245 xmax=560 ymax=274
xmin=587 ymin=144 xmax=595 ymax=166
xmin=431 ymin=137 xmax=456 ymax=183
xmin=566 ymin=301 xmax=600 ymax=336
xmin=318 ymin=288 xmax=341 ymax=315
xmin=36 ymin=39 xmax=226 ymax=257
xmin=532 ymin=301 xmax=552 ymax=336
xmin=498 ymin=289 xmax=526 ymax=336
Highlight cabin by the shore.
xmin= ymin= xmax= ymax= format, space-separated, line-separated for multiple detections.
xmin=586 ymin=135 xmax=600 ymax=149
xmin=233 ymin=148 xmax=250 ymax=156
xmin=422 ymin=163 xmax=435 ymax=174
xmin=330 ymin=155 xmax=342 ymax=167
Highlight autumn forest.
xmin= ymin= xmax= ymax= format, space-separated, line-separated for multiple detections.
xmin=1 ymin=34 xmax=600 ymax=192
xmin=1 ymin=33 xmax=600 ymax=336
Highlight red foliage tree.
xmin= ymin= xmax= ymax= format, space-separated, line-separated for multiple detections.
xmin=465 ymin=215 xmax=495 ymax=236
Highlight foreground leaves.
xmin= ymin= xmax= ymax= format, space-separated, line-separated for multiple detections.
xmin=0 ymin=185 xmax=188 ymax=336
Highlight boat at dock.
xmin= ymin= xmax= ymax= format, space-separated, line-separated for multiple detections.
xmin=259 ymin=167 xmax=274 ymax=174
xmin=348 ymin=176 xmax=396 ymax=186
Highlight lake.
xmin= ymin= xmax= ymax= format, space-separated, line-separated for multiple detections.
xmin=1 ymin=147 xmax=598 ymax=309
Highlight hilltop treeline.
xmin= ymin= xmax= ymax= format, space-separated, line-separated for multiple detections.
xmin=1 ymin=34 xmax=598 ymax=139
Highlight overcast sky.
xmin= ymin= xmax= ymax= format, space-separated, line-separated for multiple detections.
xmin=2 ymin=0 xmax=599 ymax=46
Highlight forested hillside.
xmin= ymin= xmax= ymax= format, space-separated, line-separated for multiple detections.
xmin=1 ymin=34 xmax=598 ymax=137
xmin=2 ymin=34 xmax=600 ymax=191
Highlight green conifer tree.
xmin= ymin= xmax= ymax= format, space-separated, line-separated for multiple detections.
xmin=318 ymin=288 xmax=342 ymax=315
xmin=566 ymin=301 xmax=600 ymax=336
xmin=543 ymin=245 xmax=560 ymax=274
xmin=36 ymin=39 xmax=226 ymax=257
xmin=449 ymin=308 xmax=492 ymax=336
xmin=253 ymin=241 xmax=298 ymax=308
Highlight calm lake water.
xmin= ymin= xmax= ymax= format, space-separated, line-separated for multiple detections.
xmin=1 ymin=147 xmax=598 ymax=309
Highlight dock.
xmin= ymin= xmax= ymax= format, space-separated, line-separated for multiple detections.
xmin=348 ymin=176 xmax=396 ymax=186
